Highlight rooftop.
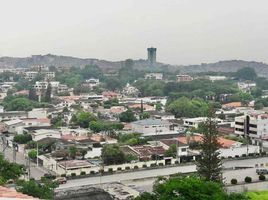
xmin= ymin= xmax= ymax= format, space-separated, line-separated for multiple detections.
xmin=0 ymin=186 xmax=38 ymax=199
xmin=177 ymin=135 xmax=239 ymax=148
xmin=58 ymin=160 xmax=95 ymax=169
xmin=222 ymin=102 xmax=242 ymax=108
xmin=132 ymin=119 xmax=170 ymax=126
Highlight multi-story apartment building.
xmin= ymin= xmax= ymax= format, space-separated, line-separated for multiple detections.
xmin=25 ymin=71 xmax=38 ymax=80
xmin=235 ymin=114 xmax=268 ymax=141
xmin=34 ymin=81 xmax=68 ymax=94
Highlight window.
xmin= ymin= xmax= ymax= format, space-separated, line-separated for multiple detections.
xmin=181 ymin=148 xmax=187 ymax=152
xmin=235 ymin=122 xmax=244 ymax=126
xmin=249 ymin=124 xmax=257 ymax=128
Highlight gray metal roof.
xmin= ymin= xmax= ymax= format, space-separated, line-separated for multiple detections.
xmin=132 ymin=119 xmax=170 ymax=126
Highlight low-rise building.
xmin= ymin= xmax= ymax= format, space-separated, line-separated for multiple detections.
xmin=131 ymin=119 xmax=175 ymax=136
xmin=31 ymin=129 xmax=61 ymax=141
xmin=183 ymin=117 xmax=225 ymax=129
xmin=145 ymin=73 xmax=163 ymax=80
xmin=177 ymin=74 xmax=193 ymax=82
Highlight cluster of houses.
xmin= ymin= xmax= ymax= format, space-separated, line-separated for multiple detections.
xmin=0 ymin=65 xmax=266 ymax=177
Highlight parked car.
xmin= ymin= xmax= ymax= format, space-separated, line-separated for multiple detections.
xmin=53 ymin=177 xmax=67 ymax=184
xmin=256 ymin=168 xmax=268 ymax=175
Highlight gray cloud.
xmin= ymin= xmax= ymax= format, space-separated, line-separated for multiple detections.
xmin=0 ymin=0 xmax=268 ymax=65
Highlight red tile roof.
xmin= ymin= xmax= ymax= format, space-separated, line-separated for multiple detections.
xmin=0 ymin=186 xmax=38 ymax=199
xmin=222 ymin=102 xmax=242 ymax=108
xmin=178 ymin=135 xmax=237 ymax=148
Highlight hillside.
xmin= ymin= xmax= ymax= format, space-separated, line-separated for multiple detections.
xmin=0 ymin=54 xmax=268 ymax=77
xmin=179 ymin=60 xmax=268 ymax=77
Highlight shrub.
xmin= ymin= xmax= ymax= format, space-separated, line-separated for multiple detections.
xmin=80 ymin=171 xmax=86 ymax=176
xmin=99 ymin=169 xmax=104 ymax=174
xmin=174 ymin=161 xmax=179 ymax=164
xmin=259 ymin=174 xmax=266 ymax=181
xmin=150 ymin=163 xmax=157 ymax=167
xmin=245 ymin=176 xmax=252 ymax=183
xmin=231 ymin=179 xmax=237 ymax=185
xmin=242 ymin=154 xmax=246 ymax=157
xmin=134 ymin=165 xmax=138 ymax=169
xmin=125 ymin=166 xmax=130 ymax=170
xmin=142 ymin=164 xmax=147 ymax=168
xmin=71 ymin=173 xmax=76 ymax=177
xmin=90 ymin=171 xmax=95 ymax=175
xmin=108 ymin=168 xmax=113 ymax=173
xmin=117 ymin=167 xmax=122 ymax=171
xmin=61 ymin=174 xmax=66 ymax=177
xmin=159 ymin=163 xmax=164 ymax=166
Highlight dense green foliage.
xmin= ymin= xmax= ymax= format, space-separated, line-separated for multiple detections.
xmin=28 ymin=149 xmax=37 ymax=160
xmin=89 ymin=121 xmax=123 ymax=133
xmin=16 ymin=179 xmax=58 ymax=199
xmin=0 ymin=154 xmax=24 ymax=184
xmin=135 ymin=176 xmax=249 ymax=200
xmin=119 ymin=109 xmax=137 ymax=122
xmin=71 ymin=111 xmax=97 ymax=128
xmin=101 ymin=144 xmax=126 ymax=165
xmin=14 ymin=134 xmax=32 ymax=144
xmin=117 ymin=133 xmax=148 ymax=146
xmin=164 ymin=144 xmax=177 ymax=158
xmin=2 ymin=95 xmax=50 ymax=111
xmin=166 ymin=97 xmax=209 ymax=118
xmin=235 ymin=67 xmax=257 ymax=81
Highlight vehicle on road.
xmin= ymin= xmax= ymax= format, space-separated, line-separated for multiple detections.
xmin=53 ymin=177 xmax=67 ymax=184
xmin=256 ymin=168 xmax=268 ymax=175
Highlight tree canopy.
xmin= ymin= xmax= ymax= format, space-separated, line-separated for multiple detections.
xmin=101 ymin=144 xmax=126 ymax=165
xmin=119 ymin=109 xmax=137 ymax=122
xmin=166 ymin=97 xmax=209 ymax=118
xmin=235 ymin=67 xmax=257 ymax=81
xmin=135 ymin=176 xmax=249 ymax=200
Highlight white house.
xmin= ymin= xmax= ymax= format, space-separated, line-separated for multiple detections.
xmin=31 ymin=129 xmax=61 ymax=141
xmin=131 ymin=119 xmax=176 ymax=136
xmin=145 ymin=73 xmax=163 ymax=80
xmin=183 ymin=117 xmax=225 ymax=129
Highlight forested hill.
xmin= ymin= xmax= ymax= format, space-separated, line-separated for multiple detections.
xmin=179 ymin=60 xmax=268 ymax=77
xmin=1 ymin=54 xmax=268 ymax=77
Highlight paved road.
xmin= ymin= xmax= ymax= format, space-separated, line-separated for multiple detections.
xmin=59 ymin=157 xmax=268 ymax=190
xmin=1 ymin=145 xmax=48 ymax=180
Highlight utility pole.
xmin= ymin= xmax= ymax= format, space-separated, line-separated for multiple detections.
xmin=27 ymin=156 xmax=31 ymax=180
xmin=12 ymin=142 xmax=16 ymax=163
xmin=0 ymin=135 xmax=7 ymax=157
xmin=36 ymin=142 xmax=39 ymax=167
xmin=176 ymin=136 xmax=180 ymax=164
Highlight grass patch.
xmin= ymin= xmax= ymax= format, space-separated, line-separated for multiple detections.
xmin=247 ymin=191 xmax=268 ymax=200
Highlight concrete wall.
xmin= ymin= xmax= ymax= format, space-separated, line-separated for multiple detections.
xmin=54 ymin=186 xmax=113 ymax=200
xmin=40 ymin=156 xmax=179 ymax=176
xmin=226 ymin=181 xmax=268 ymax=193
xmin=219 ymin=145 xmax=260 ymax=158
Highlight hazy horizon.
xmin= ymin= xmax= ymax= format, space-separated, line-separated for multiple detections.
xmin=1 ymin=0 xmax=268 ymax=65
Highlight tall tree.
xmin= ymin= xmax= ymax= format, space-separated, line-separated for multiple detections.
xmin=196 ymin=108 xmax=222 ymax=182
xmin=44 ymin=83 xmax=52 ymax=102
xmin=28 ymin=87 xmax=38 ymax=101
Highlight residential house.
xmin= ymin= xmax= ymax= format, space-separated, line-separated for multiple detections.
xmin=145 ymin=73 xmax=163 ymax=80
xmin=131 ymin=119 xmax=176 ymax=136
xmin=177 ymin=74 xmax=193 ymax=82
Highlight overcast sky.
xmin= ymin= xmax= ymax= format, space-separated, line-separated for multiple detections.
xmin=1 ymin=0 xmax=268 ymax=65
